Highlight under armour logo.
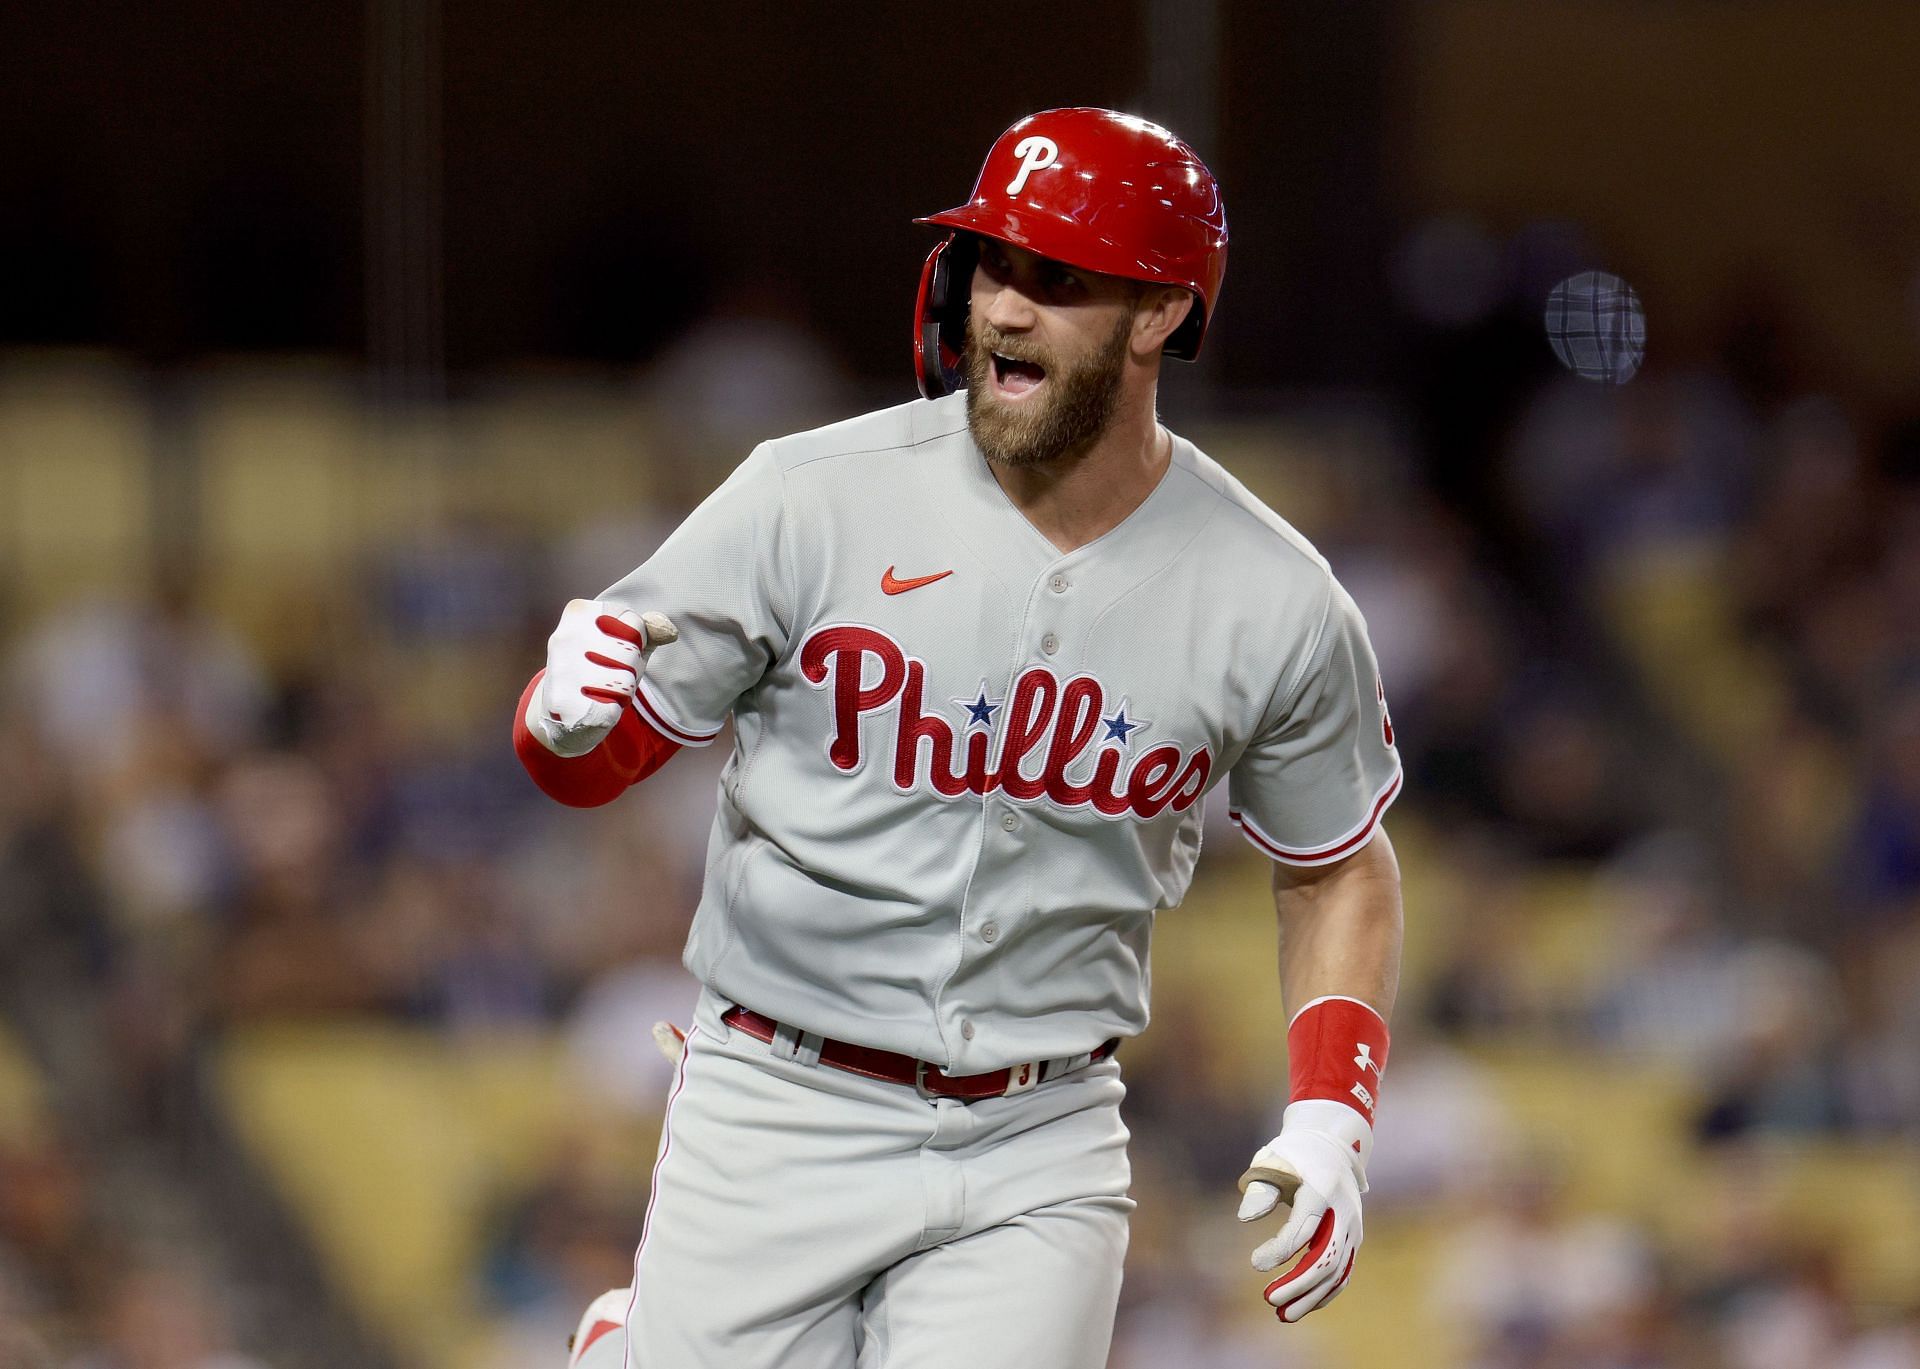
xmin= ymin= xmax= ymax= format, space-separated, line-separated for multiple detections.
xmin=1006 ymin=136 xmax=1059 ymax=196
xmin=1354 ymin=1042 xmax=1382 ymax=1078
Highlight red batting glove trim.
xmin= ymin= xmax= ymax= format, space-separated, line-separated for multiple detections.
xmin=1287 ymin=995 xmax=1390 ymax=1127
xmin=1263 ymin=1207 xmax=1338 ymax=1320
xmin=512 ymin=669 xmax=682 ymax=808
xmin=573 ymin=1318 xmax=621 ymax=1361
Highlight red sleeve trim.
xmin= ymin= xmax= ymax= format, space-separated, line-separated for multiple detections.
xmin=512 ymin=669 xmax=682 ymax=808
xmin=1287 ymin=995 xmax=1389 ymax=1126
xmin=633 ymin=678 xmax=723 ymax=747
xmin=1228 ymin=767 xmax=1402 ymax=867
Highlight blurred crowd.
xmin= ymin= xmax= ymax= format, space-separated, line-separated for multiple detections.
xmin=2 ymin=222 xmax=1918 ymax=1368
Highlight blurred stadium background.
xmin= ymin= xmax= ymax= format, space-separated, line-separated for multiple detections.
xmin=4 ymin=3 xmax=1920 ymax=1366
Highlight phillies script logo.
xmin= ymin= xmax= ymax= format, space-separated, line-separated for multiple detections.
xmin=800 ymin=625 xmax=1212 ymax=819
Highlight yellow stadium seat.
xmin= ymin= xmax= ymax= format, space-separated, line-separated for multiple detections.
xmin=219 ymin=1024 xmax=657 ymax=1369
xmin=0 ymin=1024 xmax=50 ymax=1145
xmin=0 ymin=350 xmax=152 ymax=614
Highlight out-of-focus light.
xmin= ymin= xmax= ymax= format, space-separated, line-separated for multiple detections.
xmin=1546 ymin=271 xmax=1646 ymax=384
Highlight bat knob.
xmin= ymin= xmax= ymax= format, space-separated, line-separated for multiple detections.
xmin=639 ymin=611 xmax=679 ymax=648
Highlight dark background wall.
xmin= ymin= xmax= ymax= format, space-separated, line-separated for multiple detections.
xmin=4 ymin=2 xmax=1918 ymax=404
xmin=0 ymin=0 xmax=1396 ymax=386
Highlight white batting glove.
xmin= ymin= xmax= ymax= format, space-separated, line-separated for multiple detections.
xmin=525 ymin=599 xmax=678 ymax=758
xmin=1237 ymin=1098 xmax=1371 ymax=1321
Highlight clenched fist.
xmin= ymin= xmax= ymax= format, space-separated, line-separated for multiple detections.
xmin=525 ymin=599 xmax=678 ymax=757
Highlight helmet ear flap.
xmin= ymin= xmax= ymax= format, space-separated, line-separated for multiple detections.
xmin=914 ymin=234 xmax=976 ymax=399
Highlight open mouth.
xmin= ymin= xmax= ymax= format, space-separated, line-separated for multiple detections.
xmin=990 ymin=351 xmax=1048 ymax=398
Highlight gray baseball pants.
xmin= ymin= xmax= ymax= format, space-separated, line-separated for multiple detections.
xmin=621 ymin=987 xmax=1134 ymax=1368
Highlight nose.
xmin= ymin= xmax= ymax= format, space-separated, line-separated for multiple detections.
xmin=979 ymin=277 xmax=1037 ymax=337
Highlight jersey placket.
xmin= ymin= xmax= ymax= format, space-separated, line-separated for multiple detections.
xmin=938 ymin=555 xmax=1088 ymax=1073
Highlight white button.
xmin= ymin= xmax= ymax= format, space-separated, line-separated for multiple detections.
xmin=981 ymin=922 xmax=999 ymax=943
xmin=1001 ymin=812 xmax=1019 ymax=832
xmin=961 ymin=1020 xmax=976 ymax=1040
xmin=1049 ymin=574 xmax=1069 ymax=594
xmin=1041 ymin=633 xmax=1060 ymax=655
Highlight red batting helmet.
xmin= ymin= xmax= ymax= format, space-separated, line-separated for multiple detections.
xmin=913 ymin=107 xmax=1229 ymax=399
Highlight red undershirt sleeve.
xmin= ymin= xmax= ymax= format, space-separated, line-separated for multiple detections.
xmin=512 ymin=669 xmax=683 ymax=808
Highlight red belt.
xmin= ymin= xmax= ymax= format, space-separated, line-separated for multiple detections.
xmin=720 ymin=1005 xmax=1116 ymax=1102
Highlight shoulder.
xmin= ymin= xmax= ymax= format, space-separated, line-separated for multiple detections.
xmin=1164 ymin=434 xmax=1335 ymax=599
xmin=758 ymin=392 xmax=970 ymax=479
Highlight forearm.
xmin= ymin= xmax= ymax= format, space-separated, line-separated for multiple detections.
xmin=1238 ymin=828 xmax=1403 ymax=1320
xmin=513 ymin=668 xmax=681 ymax=807
xmin=1273 ymin=827 xmax=1403 ymax=1021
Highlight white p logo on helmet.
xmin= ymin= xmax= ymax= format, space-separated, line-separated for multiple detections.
xmin=1006 ymin=136 xmax=1060 ymax=196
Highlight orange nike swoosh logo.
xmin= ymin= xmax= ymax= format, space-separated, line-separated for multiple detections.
xmin=882 ymin=566 xmax=953 ymax=595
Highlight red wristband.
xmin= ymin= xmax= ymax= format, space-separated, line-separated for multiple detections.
xmin=1287 ymin=995 xmax=1390 ymax=1127
xmin=512 ymin=669 xmax=682 ymax=807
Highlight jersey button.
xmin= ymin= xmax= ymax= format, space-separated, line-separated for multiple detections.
xmin=961 ymin=1020 xmax=976 ymax=1041
xmin=1041 ymin=633 xmax=1060 ymax=655
xmin=1049 ymin=574 xmax=1069 ymax=594
xmin=981 ymin=921 xmax=999 ymax=943
xmin=1001 ymin=812 xmax=1019 ymax=832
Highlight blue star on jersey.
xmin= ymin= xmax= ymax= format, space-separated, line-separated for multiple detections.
xmin=957 ymin=684 xmax=1001 ymax=730
xmin=1102 ymin=699 xmax=1147 ymax=746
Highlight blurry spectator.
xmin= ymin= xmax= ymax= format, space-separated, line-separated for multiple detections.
xmin=1717 ymin=1249 xmax=1851 ymax=1369
xmin=1505 ymin=370 xmax=1754 ymax=581
xmin=1588 ymin=833 xmax=1748 ymax=1067
xmin=210 ymin=754 xmax=375 ymax=1021
xmin=471 ymin=1137 xmax=650 ymax=1369
xmin=564 ymin=957 xmax=699 ymax=1113
xmin=1111 ymin=1270 xmax=1321 ymax=1369
xmin=0 ymin=1123 xmax=91 ymax=1335
xmin=1421 ymin=849 xmax=1548 ymax=1038
xmin=67 ymin=1264 xmax=266 ymax=1369
xmin=1120 ymin=993 xmax=1273 ymax=1191
xmin=1842 ymin=683 xmax=1920 ymax=909
xmin=1494 ymin=690 xmax=1641 ymax=860
xmin=1843 ymin=1307 xmax=1920 ymax=1369
xmin=1833 ymin=922 xmax=1920 ymax=1134
xmin=1360 ymin=1033 xmax=1512 ymax=1207
xmin=1392 ymin=592 xmax=1514 ymax=830
xmin=640 ymin=281 xmax=850 ymax=451
xmin=375 ymin=516 xmax=539 ymax=646
xmin=5 ymin=579 xmax=267 ymax=784
xmin=1432 ymin=1151 xmax=1658 ymax=1367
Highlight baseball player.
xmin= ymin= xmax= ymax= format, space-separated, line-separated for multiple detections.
xmin=523 ymin=107 xmax=1403 ymax=1369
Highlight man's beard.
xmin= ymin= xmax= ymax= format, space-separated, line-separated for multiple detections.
xmin=963 ymin=312 xmax=1131 ymax=471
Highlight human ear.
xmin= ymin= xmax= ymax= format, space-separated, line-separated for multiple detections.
xmin=1132 ymin=288 xmax=1195 ymax=355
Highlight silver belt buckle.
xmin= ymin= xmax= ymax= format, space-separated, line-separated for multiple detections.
xmin=914 ymin=1058 xmax=938 ymax=1099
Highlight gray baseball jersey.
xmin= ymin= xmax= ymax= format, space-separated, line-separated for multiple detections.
xmin=601 ymin=390 xmax=1400 ymax=1074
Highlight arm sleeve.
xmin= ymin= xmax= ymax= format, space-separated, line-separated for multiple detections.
xmin=512 ymin=670 xmax=682 ymax=807
xmin=1228 ymin=577 xmax=1402 ymax=866
xmin=597 ymin=442 xmax=793 ymax=743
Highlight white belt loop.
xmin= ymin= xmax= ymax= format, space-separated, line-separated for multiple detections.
xmin=769 ymin=1021 xmax=825 ymax=1067
xmin=1042 ymin=1050 xmax=1094 ymax=1084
